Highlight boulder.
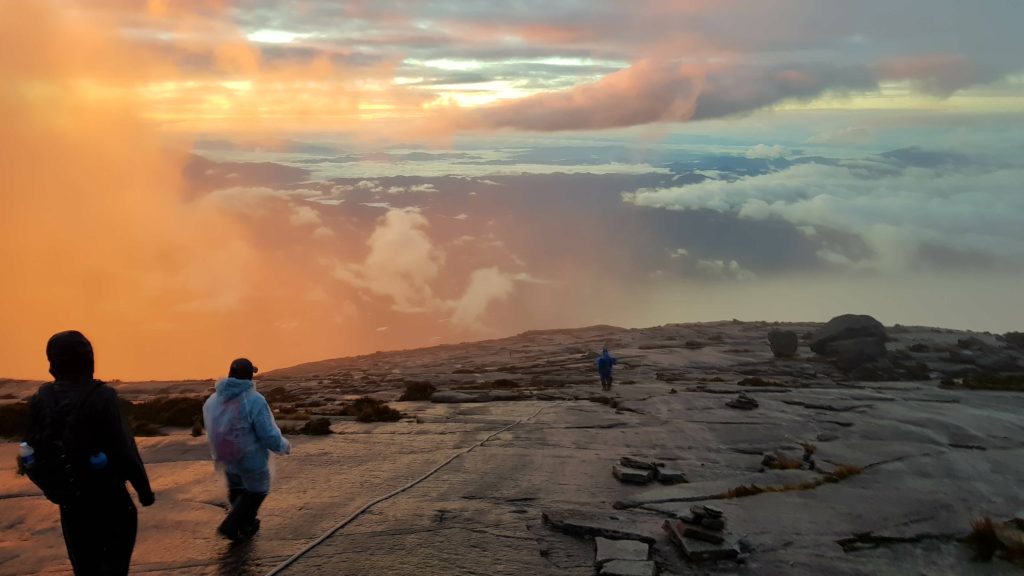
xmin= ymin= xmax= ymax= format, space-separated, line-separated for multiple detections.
xmin=810 ymin=314 xmax=887 ymax=355
xmin=767 ymin=330 xmax=799 ymax=358
xmin=825 ymin=337 xmax=888 ymax=371
xmin=1005 ymin=332 xmax=1024 ymax=349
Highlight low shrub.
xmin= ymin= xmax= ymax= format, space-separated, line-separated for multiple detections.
xmin=398 ymin=382 xmax=436 ymax=401
xmin=121 ymin=396 xmax=204 ymax=428
xmin=0 ymin=402 xmax=30 ymax=438
xmin=341 ymin=397 xmax=402 ymax=422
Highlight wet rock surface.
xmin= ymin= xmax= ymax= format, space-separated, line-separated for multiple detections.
xmin=2 ymin=320 xmax=1024 ymax=575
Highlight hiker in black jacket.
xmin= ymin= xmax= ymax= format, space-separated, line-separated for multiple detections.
xmin=26 ymin=331 xmax=154 ymax=576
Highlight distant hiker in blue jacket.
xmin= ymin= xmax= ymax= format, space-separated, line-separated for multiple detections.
xmin=203 ymin=358 xmax=290 ymax=541
xmin=596 ymin=348 xmax=617 ymax=391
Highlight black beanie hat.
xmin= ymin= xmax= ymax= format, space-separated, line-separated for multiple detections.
xmin=228 ymin=358 xmax=258 ymax=380
xmin=46 ymin=330 xmax=95 ymax=381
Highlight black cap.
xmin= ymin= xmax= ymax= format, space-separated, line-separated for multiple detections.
xmin=228 ymin=358 xmax=258 ymax=380
xmin=46 ymin=331 xmax=94 ymax=382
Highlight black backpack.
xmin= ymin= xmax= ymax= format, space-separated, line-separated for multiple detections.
xmin=25 ymin=381 xmax=102 ymax=505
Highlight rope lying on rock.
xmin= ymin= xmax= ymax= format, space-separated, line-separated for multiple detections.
xmin=264 ymin=402 xmax=556 ymax=576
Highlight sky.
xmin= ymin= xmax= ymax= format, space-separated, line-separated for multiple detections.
xmin=1 ymin=0 xmax=1023 ymax=380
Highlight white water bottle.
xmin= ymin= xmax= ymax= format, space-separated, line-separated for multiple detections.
xmin=19 ymin=442 xmax=35 ymax=468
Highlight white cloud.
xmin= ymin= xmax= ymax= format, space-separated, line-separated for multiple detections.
xmin=625 ymin=160 xmax=1024 ymax=271
xmin=447 ymin=267 xmax=516 ymax=330
xmin=409 ymin=183 xmax=439 ymax=193
xmin=202 ymin=186 xmax=290 ymax=215
xmin=334 ymin=208 xmax=445 ymax=312
xmin=290 ymin=205 xmax=321 ymax=227
xmin=669 ymin=248 xmax=689 ymax=259
xmin=695 ymin=258 xmax=757 ymax=281
xmin=744 ymin=144 xmax=789 ymax=160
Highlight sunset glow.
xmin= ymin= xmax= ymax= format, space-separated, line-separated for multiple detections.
xmin=2 ymin=1 xmax=1023 ymax=380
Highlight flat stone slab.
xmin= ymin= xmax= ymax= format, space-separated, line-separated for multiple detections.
xmin=600 ymin=559 xmax=657 ymax=576
xmin=543 ymin=511 xmax=656 ymax=544
xmin=613 ymin=465 xmax=655 ymax=485
xmin=595 ymin=537 xmax=649 ymax=565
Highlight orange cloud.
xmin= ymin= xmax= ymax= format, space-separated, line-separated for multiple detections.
xmin=0 ymin=1 xmax=381 ymax=379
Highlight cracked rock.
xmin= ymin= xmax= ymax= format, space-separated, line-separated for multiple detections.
xmin=543 ymin=511 xmax=656 ymax=544
xmin=595 ymin=537 xmax=649 ymax=566
xmin=599 ymin=559 xmax=657 ymax=576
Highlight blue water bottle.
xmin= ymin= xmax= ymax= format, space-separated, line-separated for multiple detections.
xmin=89 ymin=452 xmax=108 ymax=470
xmin=18 ymin=442 xmax=35 ymax=468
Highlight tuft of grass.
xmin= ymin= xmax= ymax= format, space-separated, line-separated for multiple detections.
xmin=398 ymin=382 xmax=437 ymax=401
xmin=826 ymin=464 xmax=863 ymax=481
xmin=800 ymin=442 xmax=818 ymax=457
xmin=763 ymin=451 xmax=805 ymax=470
xmin=723 ymin=484 xmax=764 ymax=498
xmin=968 ymin=517 xmax=1001 ymax=561
xmin=722 ymin=462 xmax=863 ymax=499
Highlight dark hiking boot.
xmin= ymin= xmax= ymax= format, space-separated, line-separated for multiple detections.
xmin=217 ymin=525 xmax=242 ymax=542
xmin=240 ymin=518 xmax=261 ymax=537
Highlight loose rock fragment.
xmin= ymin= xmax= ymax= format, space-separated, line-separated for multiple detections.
xmin=726 ymin=393 xmax=759 ymax=410
xmin=613 ymin=465 xmax=656 ymax=485
xmin=663 ymin=520 xmax=739 ymax=563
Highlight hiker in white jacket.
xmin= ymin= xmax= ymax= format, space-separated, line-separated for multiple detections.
xmin=203 ymin=358 xmax=290 ymax=541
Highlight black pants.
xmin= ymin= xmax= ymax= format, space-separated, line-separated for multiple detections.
xmin=220 ymin=472 xmax=267 ymax=536
xmin=60 ymin=490 xmax=137 ymax=576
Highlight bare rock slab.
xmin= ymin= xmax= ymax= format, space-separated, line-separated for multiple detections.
xmin=430 ymin=391 xmax=490 ymax=403
xmin=600 ymin=559 xmax=657 ymax=576
xmin=613 ymin=465 xmax=655 ymax=485
xmin=595 ymin=537 xmax=649 ymax=565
